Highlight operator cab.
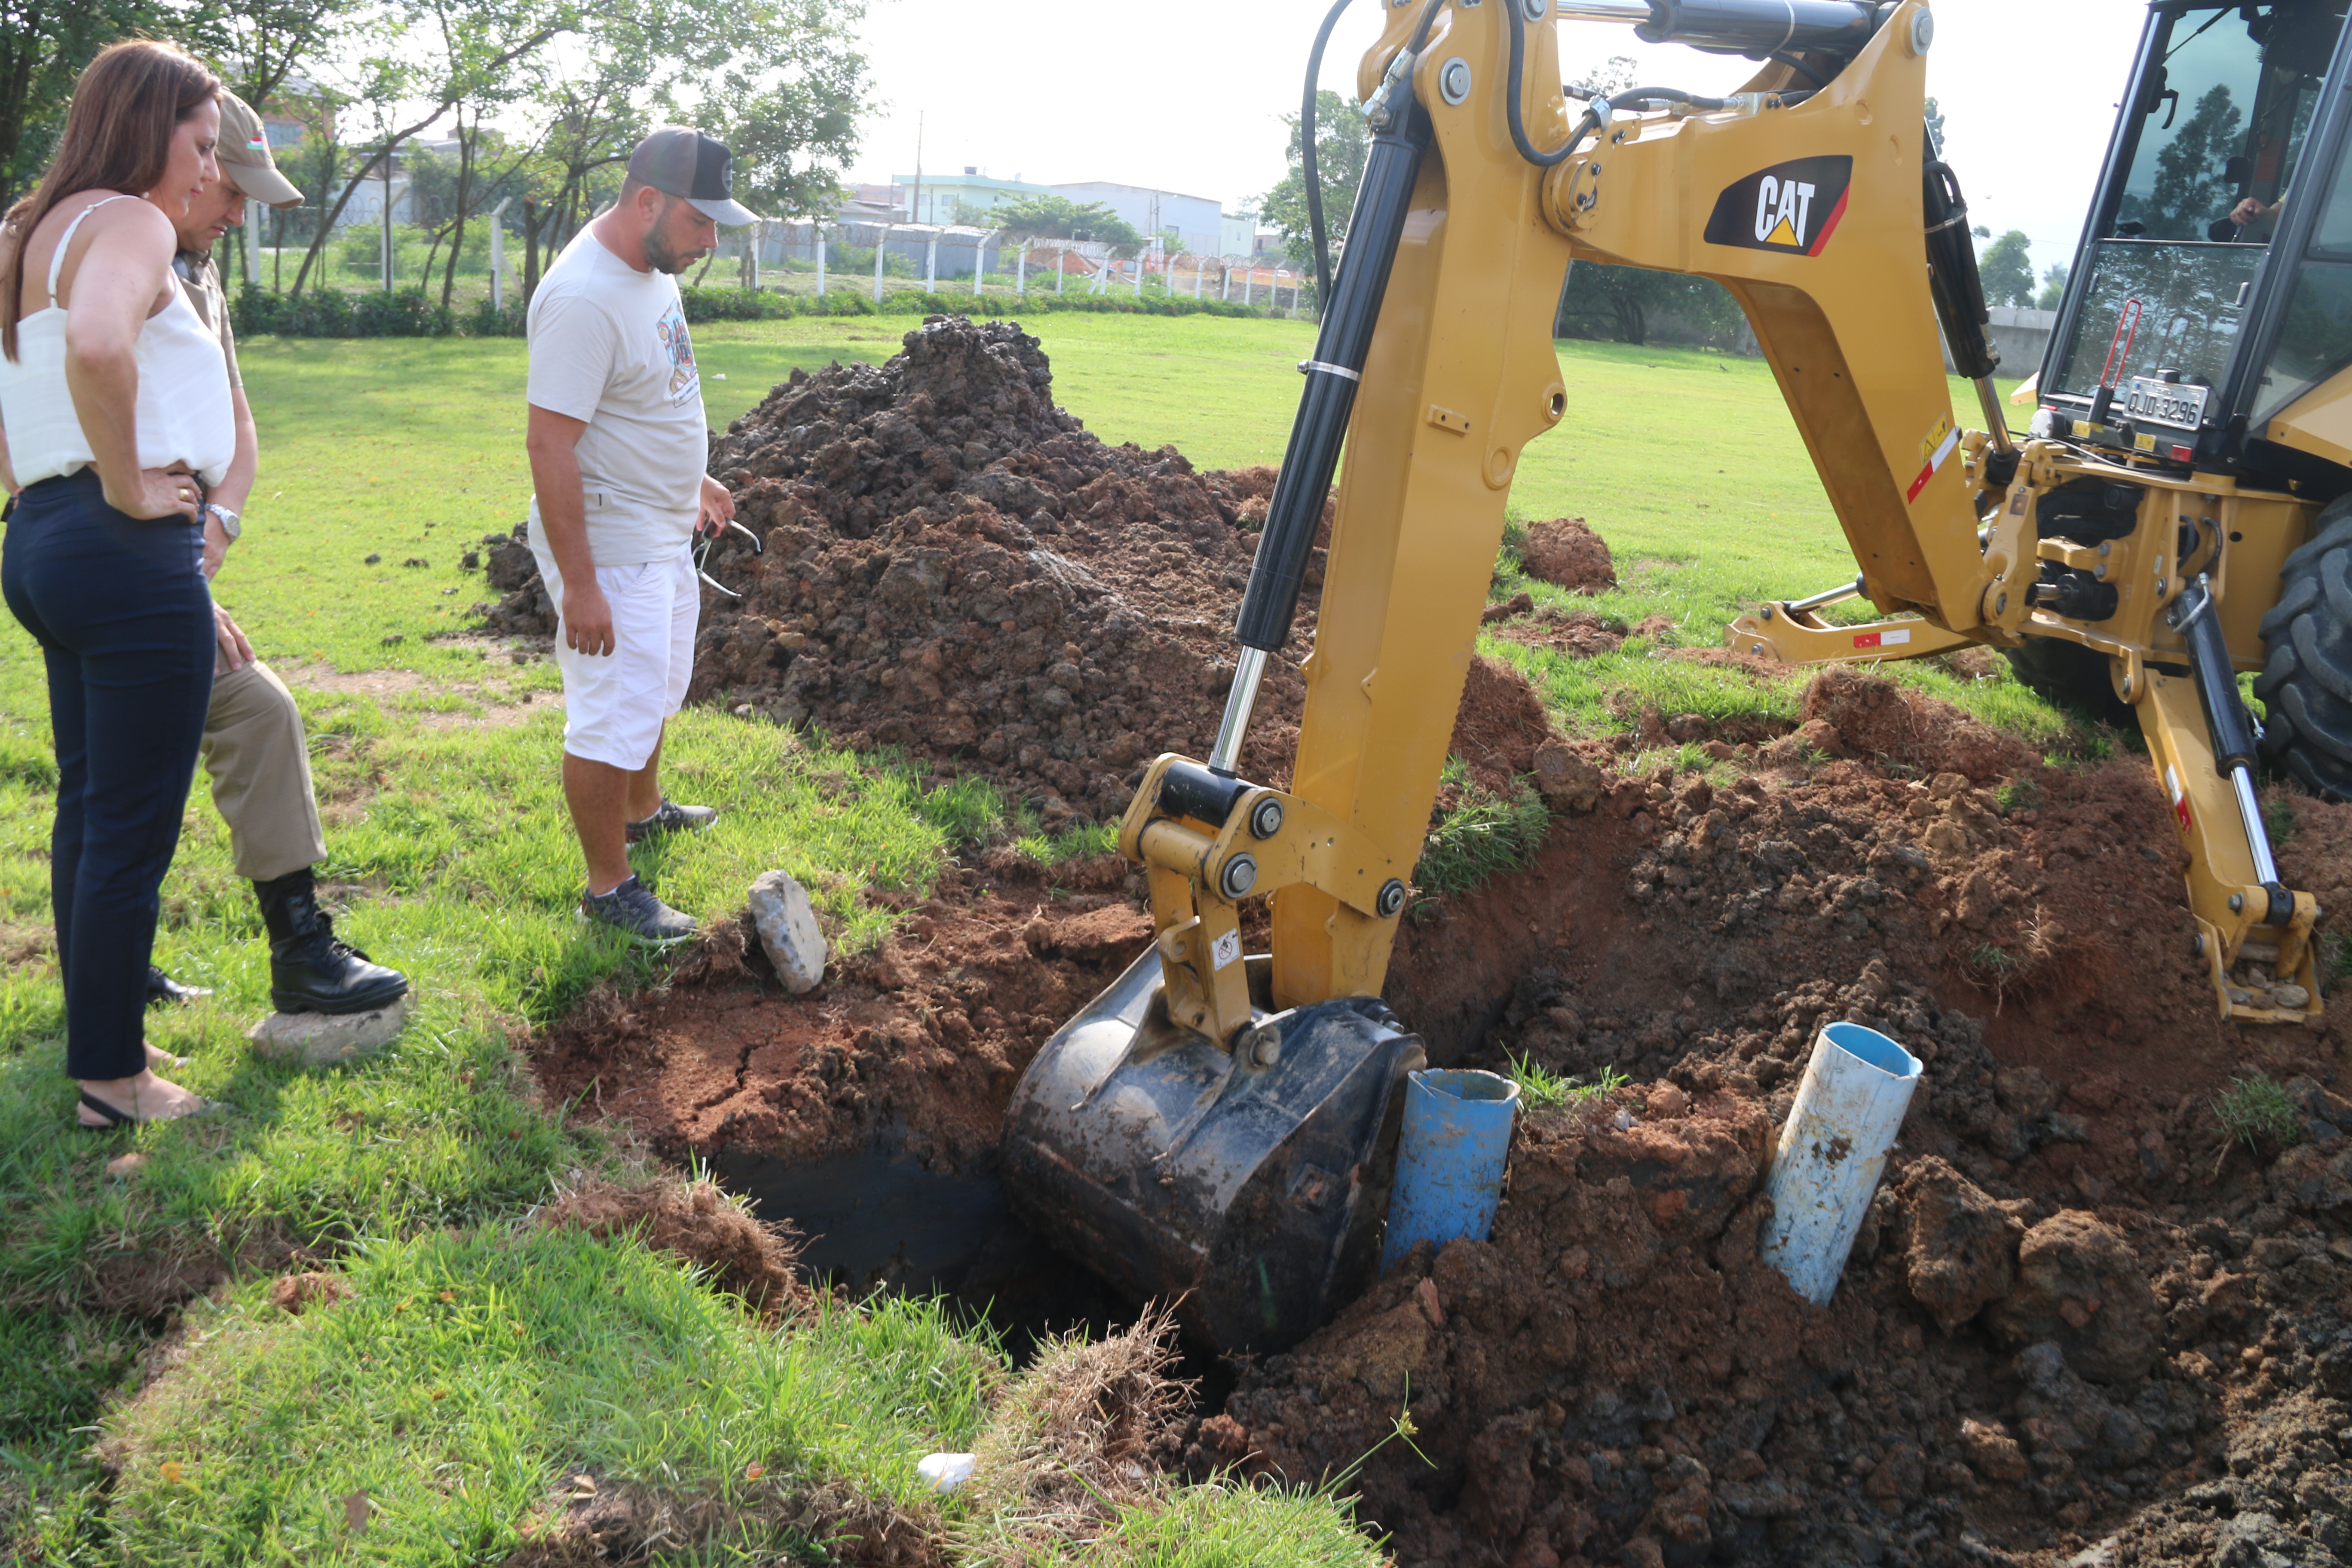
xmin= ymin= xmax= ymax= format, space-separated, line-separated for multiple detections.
xmin=2037 ymin=0 xmax=2352 ymax=487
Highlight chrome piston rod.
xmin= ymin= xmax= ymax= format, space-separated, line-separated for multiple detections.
xmin=1209 ymin=647 xmax=1270 ymax=774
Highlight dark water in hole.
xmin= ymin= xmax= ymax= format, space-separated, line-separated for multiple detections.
xmin=714 ymin=1133 xmax=1233 ymax=1402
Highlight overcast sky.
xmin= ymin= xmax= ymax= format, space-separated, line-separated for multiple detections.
xmin=846 ymin=0 xmax=2146 ymax=277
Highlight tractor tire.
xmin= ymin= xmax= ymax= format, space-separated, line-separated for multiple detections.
xmin=2254 ymin=497 xmax=2352 ymax=802
xmin=2004 ymin=635 xmax=2134 ymax=728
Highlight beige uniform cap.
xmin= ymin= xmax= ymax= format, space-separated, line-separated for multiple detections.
xmin=216 ymin=90 xmax=303 ymax=209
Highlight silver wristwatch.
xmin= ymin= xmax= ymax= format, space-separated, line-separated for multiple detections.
xmin=205 ymin=504 xmax=241 ymax=540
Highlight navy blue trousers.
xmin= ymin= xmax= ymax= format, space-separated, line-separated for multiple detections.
xmin=2 ymin=470 xmax=213 ymax=1081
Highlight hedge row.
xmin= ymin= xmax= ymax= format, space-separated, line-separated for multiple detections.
xmin=230 ymin=282 xmax=1300 ymax=340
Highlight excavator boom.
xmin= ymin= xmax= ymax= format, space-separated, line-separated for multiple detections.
xmin=1008 ymin=0 xmax=2326 ymax=1355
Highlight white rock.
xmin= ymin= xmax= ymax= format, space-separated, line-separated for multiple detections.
xmin=917 ymin=1452 xmax=976 ymax=1493
xmin=748 ymin=870 xmax=827 ymax=994
xmin=248 ymin=994 xmax=411 ymax=1065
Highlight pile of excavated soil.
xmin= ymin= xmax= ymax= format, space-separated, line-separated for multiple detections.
xmin=476 ymin=317 xmax=1319 ymax=821
xmin=1519 ymin=518 xmax=1618 ymax=594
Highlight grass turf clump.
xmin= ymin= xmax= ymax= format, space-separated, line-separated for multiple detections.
xmin=2214 ymin=1073 xmax=2303 ymax=1152
xmin=1414 ymin=773 xmax=1550 ymax=901
xmin=99 ymin=1222 xmax=993 ymax=1563
xmin=952 ymin=1307 xmax=1384 ymax=1568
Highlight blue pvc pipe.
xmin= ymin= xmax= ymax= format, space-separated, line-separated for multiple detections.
xmin=1381 ymin=1069 xmax=1521 ymax=1270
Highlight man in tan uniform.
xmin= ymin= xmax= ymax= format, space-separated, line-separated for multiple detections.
xmin=145 ymin=92 xmax=409 ymax=1016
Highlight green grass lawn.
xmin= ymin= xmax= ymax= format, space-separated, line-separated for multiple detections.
xmin=0 ymin=304 xmax=2056 ymax=1564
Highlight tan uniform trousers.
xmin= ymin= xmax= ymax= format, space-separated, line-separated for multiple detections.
xmin=200 ymin=658 xmax=327 ymax=883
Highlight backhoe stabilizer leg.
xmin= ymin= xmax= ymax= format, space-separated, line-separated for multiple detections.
xmin=1726 ymin=601 xmax=1976 ymax=665
xmin=2142 ymin=580 xmax=2322 ymax=1022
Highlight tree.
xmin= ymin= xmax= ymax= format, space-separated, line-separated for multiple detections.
xmin=289 ymin=0 xmax=576 ymax=297
xmin=988 ymin=194 xmax=1140 ymax=252
xmin=1978 ymin=229 xmax=2034 ymax=308
xmin=1257 ymin=88 xmax=1367 ymax=267
xmin=2037 ymin=262 xmax=2069 ymax=311
xmin=2 ymin=0 xmax=357 ymax=206
xmin=708 ymin=0 xmax=869 ymax=221
xmin=0 ymin=0 xmax=170 ymax=202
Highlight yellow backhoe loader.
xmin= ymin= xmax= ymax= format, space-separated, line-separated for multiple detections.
xmin=1005 ymin=0 xmax=2345 ymax=1353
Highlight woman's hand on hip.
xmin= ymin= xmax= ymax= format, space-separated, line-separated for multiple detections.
xmin=106 ymin=466 xmax=202 ymax=522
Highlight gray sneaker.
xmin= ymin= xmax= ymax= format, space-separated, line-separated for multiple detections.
xmin=581 ymin=875 xmax=697 ymax=944
xmin=625 ymin=798 xmax=720 ymax=844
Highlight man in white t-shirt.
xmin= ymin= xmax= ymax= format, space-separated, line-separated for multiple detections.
xmin=524 ymin=126 xmax=758 ymax=943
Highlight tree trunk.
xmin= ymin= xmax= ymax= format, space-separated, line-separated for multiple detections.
xmin=440 ymin=108 xmax=476 ymax=312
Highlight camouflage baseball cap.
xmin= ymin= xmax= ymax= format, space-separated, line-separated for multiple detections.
xmin=215 ymin=90 xmax=303 ymax=208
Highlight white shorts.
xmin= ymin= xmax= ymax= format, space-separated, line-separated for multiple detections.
xmin=533 ymin=543 xmax=699 ymax=771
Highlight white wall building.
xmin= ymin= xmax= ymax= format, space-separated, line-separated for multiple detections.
xmin=1049 ymin=181 xmax=1222 ymax=257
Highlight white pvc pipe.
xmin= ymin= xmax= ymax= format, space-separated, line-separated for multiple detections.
xmin=1758 ymin=1021 xmax=1922 ymax=1305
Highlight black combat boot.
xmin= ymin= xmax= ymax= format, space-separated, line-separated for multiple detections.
xmin=254 ymin=868 xmax=410 ymax=1015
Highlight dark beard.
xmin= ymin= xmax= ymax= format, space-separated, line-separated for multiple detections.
xmin=645 ymin=215 xmax=692 ymax=275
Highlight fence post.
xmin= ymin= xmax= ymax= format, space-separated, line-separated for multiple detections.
xmin=1135 ymin=250 xmax=1144 ymax=298
xmin=1243 ymin=266 xmax=1252 ymax=308
xmin=243 ymin=199 xmax=261 ymax=291
xmin=1286 ymin=271 xmax=1297 ymax=318
xmin=1056 ymin=248 xmax=1065 ymax=296
xmin=875 ymin=225 xmax=887 ymax=303
xmin=1222 ymin=260 xmax=1231 ymax=302
xmin=1193 ymin=259 xmax=1202 ymax=299
xmin=817 ymin=226 xmax=827 ymax=298
xmin=489 ymin=196 xmax=512 ymax=310
xmin=1016 ymin=244 xmax=1026 ymax=295
xmin=925 ymin=235 xmax=937 ymax=292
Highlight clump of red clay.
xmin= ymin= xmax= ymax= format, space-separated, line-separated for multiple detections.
xmin=1519 ymin=518 xmax=1618 ymax=594
xmin=508 ymin=328 xmax=2352 ymax=1567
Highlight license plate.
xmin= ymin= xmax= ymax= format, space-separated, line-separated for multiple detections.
xmin=2122 ymin=376 xmax=2210 ymax=431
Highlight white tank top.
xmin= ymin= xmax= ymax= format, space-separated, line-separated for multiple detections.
xmin=0 ymin=195 xmax=233 ymax=490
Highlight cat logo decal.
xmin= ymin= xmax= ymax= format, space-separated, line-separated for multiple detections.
xmin=1703 ymin=156 xmax=1854 ymax=257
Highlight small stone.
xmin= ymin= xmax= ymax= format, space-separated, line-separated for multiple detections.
xmin=248 ymin=994 xmax=411 ymax=1065
xmin=104 ymin=1151 xmax=150 ymax=1179
xmin=1415 ymin=1275 xmax=1446 ymax=1328
xmin=748 ymin=870 xmax=827 ymax=994
xmin=363 ymin=552 xmax=382 ymax=565
xmin=2272 ymin=983 xmax=2311 ymax=1011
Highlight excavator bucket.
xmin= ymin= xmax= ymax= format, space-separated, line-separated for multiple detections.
xmin=1001 ymin=950 xmax=1424 ymax=1353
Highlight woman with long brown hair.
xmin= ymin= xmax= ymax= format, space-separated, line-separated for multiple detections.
xmin=0 ymin=40 xmax=232 ymax=1127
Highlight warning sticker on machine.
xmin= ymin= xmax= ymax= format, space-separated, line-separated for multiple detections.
xmin=1905 ymin=415 xmax=1961 ymax=502
xmin=1212 ymin=930 xmax=1242 ymax=970
xmin=1852 ymin=628 xmax=1912 ymax=649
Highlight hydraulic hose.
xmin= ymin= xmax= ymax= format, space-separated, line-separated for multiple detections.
xmin=1302 ymin=0 xmax=1357 ymax=307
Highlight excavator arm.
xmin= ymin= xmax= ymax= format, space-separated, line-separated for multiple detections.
xmin=1007 ymin=0 xmax=2317 ymax=1358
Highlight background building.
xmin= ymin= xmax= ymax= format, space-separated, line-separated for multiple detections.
xmin=1049 ymin=181 xmax=1221 ymax=256
xmin=891 ymin=168 xmax=1049 ymax=226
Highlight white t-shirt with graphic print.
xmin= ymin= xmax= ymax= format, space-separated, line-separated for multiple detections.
xmin=525 ymin=225 xmax=708 ymax=567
